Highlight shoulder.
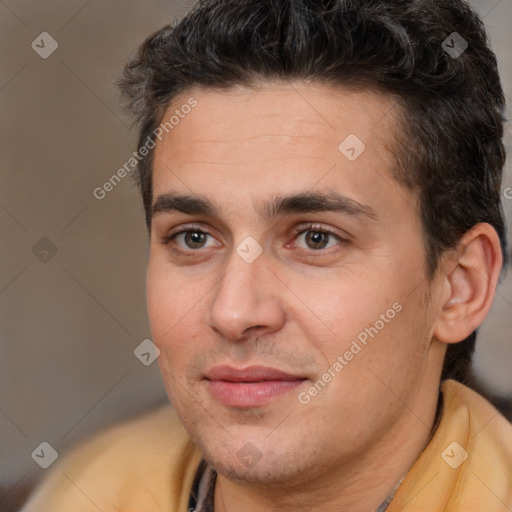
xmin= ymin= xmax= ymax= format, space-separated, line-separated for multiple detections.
xmin=22 ymin=404 xmax=202 ymax=512
xmin=441 ymin=379 xmax=512 ymax=448
xmin=388 ymin=380 xmax=512 ymax=511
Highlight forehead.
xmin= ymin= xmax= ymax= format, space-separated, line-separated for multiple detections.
xmin=155 ymin=82 xmax=399 ymax=160
xmin=151 ymin=82 xmax=411 ymax=219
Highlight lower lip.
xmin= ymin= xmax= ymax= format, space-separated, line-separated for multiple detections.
xmin=206 ymin=379 xmax=305 ymax=407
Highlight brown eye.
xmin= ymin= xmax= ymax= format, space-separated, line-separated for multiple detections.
xmin=184 ymin=231 xmax=208 ymax=249
xmin=162 ymin=228 xmax=219 ymax=251
xmin=304 ymin=231 xmax=331 ymax=250
xmin=293 ymin=227 xmax=342 ymax=251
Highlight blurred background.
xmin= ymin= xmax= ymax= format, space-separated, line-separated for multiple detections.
xmin=0 ymin=0 xmax=511 ymax=510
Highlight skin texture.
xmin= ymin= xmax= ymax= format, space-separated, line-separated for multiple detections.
xmin=146 ymin=82 xmax=502 ymax=512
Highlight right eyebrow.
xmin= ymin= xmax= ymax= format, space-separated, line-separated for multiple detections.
xmin=152 ymin=193 xmax=217 ymax=217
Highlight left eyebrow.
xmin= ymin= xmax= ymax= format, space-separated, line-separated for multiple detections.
xmin=261 ymin=191 xmax=379 ymax=221
xmin=151 ymin=190 xmax=378 ymax=222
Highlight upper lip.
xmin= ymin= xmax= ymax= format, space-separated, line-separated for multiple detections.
xmin=205 ymin=365 xmax=305 ymax=382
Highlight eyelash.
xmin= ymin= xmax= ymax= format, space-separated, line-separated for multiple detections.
xmin=160 ymin=223 xmax=347 ymax=256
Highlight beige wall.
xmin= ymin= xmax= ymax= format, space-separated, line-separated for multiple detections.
xmin=1 ymin=0 xmax=511 ymax=505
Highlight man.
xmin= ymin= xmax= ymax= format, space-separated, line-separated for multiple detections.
xmin=22 ymin=0 xmax=512 ymax=510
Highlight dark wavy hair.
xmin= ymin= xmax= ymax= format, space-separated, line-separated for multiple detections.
xmin=118 ymin=0 xmax=507 ymax=389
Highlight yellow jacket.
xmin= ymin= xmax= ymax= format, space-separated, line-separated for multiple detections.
xmin=21 ymin=380 xmax=512 ymax=511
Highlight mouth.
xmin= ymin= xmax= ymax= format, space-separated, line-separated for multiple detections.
xmin=204 ymin=365 xmax=308 ymax=408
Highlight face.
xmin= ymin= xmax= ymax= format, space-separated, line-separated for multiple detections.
xmin=147 ymin=82 xmax=445 ymax=486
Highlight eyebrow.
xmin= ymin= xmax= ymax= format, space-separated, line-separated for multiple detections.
xmin=151 ymin=191 xmax=378 ymax=222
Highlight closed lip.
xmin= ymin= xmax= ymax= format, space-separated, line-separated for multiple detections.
xmin=204 ymin=365 xmax=306 ymax=382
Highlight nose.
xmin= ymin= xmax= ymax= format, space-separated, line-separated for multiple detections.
xmin=206 ymin=249 xmax=286 ymax=341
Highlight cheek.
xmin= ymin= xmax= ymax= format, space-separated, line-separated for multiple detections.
xmin=291 ymin=271 xmax=397 ymax=339
xmin=146 ymin=262 xmax=196 ymax=351
xmin=146 ymin=268 xmax=171 ymax=340
xmin=294 ymin=266 xmax=427 ymax=374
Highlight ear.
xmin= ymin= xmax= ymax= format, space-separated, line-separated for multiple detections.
xmin=433 ymin=223 xmax=503 ymax=344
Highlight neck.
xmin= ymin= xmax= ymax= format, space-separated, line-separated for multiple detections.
xmin=214 ymin=382 xmax=442 ymax=512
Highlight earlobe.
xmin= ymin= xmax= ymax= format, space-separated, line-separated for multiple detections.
xmin=433 ymin=223 xmax=502 ymax=345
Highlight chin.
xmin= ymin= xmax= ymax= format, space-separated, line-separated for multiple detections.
xmin=206 ymin=455 xmax=304 ymax=487
xmin=197 ymin=436 xmax=320 ymax=488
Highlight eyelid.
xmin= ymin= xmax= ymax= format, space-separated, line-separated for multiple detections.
xmin=289 ymin=222 xmax=349 ymax=243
